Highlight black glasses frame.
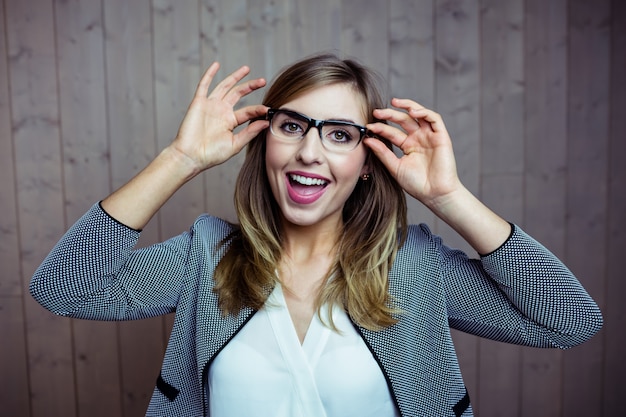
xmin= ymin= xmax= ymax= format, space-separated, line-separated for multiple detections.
xmin=266 ymin=108 xmax=373 ymax=150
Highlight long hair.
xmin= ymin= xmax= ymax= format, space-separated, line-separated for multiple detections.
xmin=213 ymin=53 xmax=407 ymax=330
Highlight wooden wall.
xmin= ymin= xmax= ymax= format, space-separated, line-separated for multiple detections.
xmin=0 ymin=0 xmax=623 ymax=416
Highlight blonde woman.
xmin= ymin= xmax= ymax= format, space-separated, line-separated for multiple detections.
xmin=31 ymin=53 xmax=602 ymax=417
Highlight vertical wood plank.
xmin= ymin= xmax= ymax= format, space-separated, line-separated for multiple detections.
xmin=604 ymin=1 xmax=626 ymax=414
xmin=248 ymin=0 xmax=294 ymax=81
xmin=201 ymin=0 xmax=251 ymax=86
xmin=433 ymin=0 xmax=480 ymax=253
xmin=0 ymin=0 xmax=22 ymax=298
xmin=201 ymin=0 xmax=252 ymax=222
xmin=153 ymin=0 xmax=202 ymax=238
xmin=103 ymin=1 xmax=166 ymax=414
xmin=480 ymin=0 xmax=524 ymax=176
xmin=389 ymin=0 xmax=436 ymax=227
xmin=341 ymin=0 xmax=389 ymax=77
xmin=0 ymin=2 xmax=31 ymax=414
xmin=153 ymin=0 xmax=202 ymax=343
xmin=5 ymin=0 xmax=77 ymax=415
xmin=291 ymin=0 xmax=342 ymax=57
xmin=434 ymin=0 xmax=481 ymax=402
xmin=478 ymin=1 xmax=525 ymax=413
xmin=54 ymin=0 xmax=124 ymax=415
xmin=523 ymin=0 xmax=568 ymax=415
xmin=55 ymin=0 xmax=111 ymax=215
xmin=563 ymin=0 xmax=610 ymax=415
xmin=0 ymin=296 xmax=31 ymax=416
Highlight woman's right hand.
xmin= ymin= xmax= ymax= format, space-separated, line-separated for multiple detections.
xmin=100 ymin=63 xmax=268 ymax=230
xmin=171 ymin=62 xmax=269 ymax=174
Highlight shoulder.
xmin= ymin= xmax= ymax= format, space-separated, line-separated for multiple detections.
xmin=187 ymin=214 xmax=238 ymax=249
xmin=391 ymin=223 xmax=475 ymax=287
xmin=397 ymin=223 xmax=442 ymax=256
xmin=391 ymin=223 xmax=445 ymax=283
xmin=191 ymin=214 xmax=235 ymax=234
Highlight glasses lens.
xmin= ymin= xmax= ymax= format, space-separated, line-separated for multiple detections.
xmin=321 ymin=122 xmax=362 ymax=151
xmin=270 ymin=111 xmax=309 ymax=140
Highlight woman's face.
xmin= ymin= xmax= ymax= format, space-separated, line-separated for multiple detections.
xmin=265 ymin=83 xmax=370 ymax=231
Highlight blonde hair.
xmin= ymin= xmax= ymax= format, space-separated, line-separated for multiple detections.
xmin=213 ymin=53 xmax=407 ymax=330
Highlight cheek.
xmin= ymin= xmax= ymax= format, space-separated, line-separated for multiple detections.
xmin=331 ymin=150 xmax=368 ymax=180
xmin=264 ymin=139 xmax=293 ymax=196
xmin=264 ymin=140 xmax=285 ymax=172
xmin=264 ymin=145 xmax=281 ymax=203
xmin=265 ymin=137 xmax=295 ymax=164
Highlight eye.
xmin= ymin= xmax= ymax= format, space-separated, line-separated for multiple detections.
xmin=330 ymin=129 xmax=351 ymax=142
xmin=323 ymin=125 xmax=358 ymax=144
xmin=279 ymin=119 xmax=305 ymax=136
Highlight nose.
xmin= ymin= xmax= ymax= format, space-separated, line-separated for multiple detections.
xmin=296 ymin=127 xmax=324 ymax=164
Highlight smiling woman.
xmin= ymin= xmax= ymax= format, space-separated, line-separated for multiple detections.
xmin=29 ymin=52 xmax=603 ymax=417
xmin=264 ymin=84 xmax=371 ymax=225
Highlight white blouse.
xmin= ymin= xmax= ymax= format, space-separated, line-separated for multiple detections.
xmin=208 ymin=283 xmax=399 ymax=417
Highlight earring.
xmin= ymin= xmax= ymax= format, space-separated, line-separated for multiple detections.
xmin=361 ymin=173 xmax=371 ymax=181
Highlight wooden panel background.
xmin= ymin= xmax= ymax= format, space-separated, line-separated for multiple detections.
xmin=0 ymin=0 xmax=623 ymax=416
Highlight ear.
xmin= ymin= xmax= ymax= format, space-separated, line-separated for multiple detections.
xmin=360 ymin=150 xmax=374 ymax=177
xmin=359 ymin=164 xmax=372 ymax=182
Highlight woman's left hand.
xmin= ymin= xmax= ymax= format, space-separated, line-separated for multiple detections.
xmin=364 ymin=98 xmax=462 ymax=209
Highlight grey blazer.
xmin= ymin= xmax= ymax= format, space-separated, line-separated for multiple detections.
xmin=30 ymin=203 xmax=602 ymax=417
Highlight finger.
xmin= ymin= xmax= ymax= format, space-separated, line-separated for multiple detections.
xmin=372 ymin=107 xmax=420 ymax=134
xmin=408 ymin=108 xmax=446 ymax=133
xmin=195 ymin=62 xmax=220 ymax=98
xmin=232 ymin=119 xmax=269 ymax=151
xmin=391 ymin=97 xmax=427 ymax=112
xmin=223 ymin=77 xmax=267 ymax=107
xmin=208 ymin=65 xmax=252 ymax=100
xmin=363 ymin=137 xmax=401 ymax=176
xmin=233 ymin=104 xmax=269 ymax=126
xmin=367 ymin=121 xmax=410 ymax=149
xmin=387 ymin=98 xmax=446 ymax=134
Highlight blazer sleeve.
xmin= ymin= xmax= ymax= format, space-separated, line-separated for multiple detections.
xmin=431 ymin=223 xmax=603 ymax=349
xmin=30 ymin=203 xmax=216 ymax=321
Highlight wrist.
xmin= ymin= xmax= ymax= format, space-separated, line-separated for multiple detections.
xmin=427 ymin=185 xmax=511 ymax=254
xmin=159 ymin=145 xmax=202 ymax=183
xmin=423 ymin=183 xmax=469 ymax=218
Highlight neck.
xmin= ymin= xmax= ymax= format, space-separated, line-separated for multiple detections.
xmin=280 ymin=218 xmax=342 ymax=263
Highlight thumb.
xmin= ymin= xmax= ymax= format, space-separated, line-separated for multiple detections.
xmin=233 ymin=120 xmax=269 ymax=151
xmin=364 ymin=138 xmax=400 ymax=178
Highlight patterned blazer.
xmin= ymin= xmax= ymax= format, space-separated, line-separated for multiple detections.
xmin=30 ymin=203 xmax=602 ymax=417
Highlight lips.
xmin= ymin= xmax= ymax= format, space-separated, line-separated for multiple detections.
xmin=286 ymin=172 xmax=329 ymax=204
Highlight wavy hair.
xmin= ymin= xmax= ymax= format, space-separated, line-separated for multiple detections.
xmin=213 ymin=53 xmax=407 ymax=330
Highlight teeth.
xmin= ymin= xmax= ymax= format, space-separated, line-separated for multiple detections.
xmin=290 ymin=174 xmax=327 ymax=186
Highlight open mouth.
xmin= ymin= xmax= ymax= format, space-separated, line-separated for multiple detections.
xmin=287 ymin=173 xmax=329 ymax=203
xmin=289 ymin=173 xmax=328 ymax=188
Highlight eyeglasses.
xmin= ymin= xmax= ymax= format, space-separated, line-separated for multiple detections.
xmin=266 ymin=108 xmax=373 ymax=152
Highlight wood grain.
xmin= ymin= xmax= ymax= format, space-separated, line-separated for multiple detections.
xmin=389 ymin=0 xmax=437 ymax=227
xmin=563 ymin=0 xmax=610 ymax=415
xmin=0 ymin=0 xmax=21 ymax=298
xmin=54 ymin=0 xmax=123 ymax=415
xmin=103 ymin=1 xmax=166 ymax=415
xmin=201 ymin=0 xmax=251 ymax=223
xmin=0 ymin=1 xmax=622 ymax=415
xmin=6 ymin=0 xmax=77 ymax=415
xmin=523 ymin=0 xmax=568 ymax=415
xmin=435 ymin=0 xmax=481 ymax=402
xmin=604 ymin=1 xmax=626 ymax=415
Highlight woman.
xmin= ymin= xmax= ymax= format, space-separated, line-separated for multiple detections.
xmin=30 ymin=53 xmax=602 ymax=417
